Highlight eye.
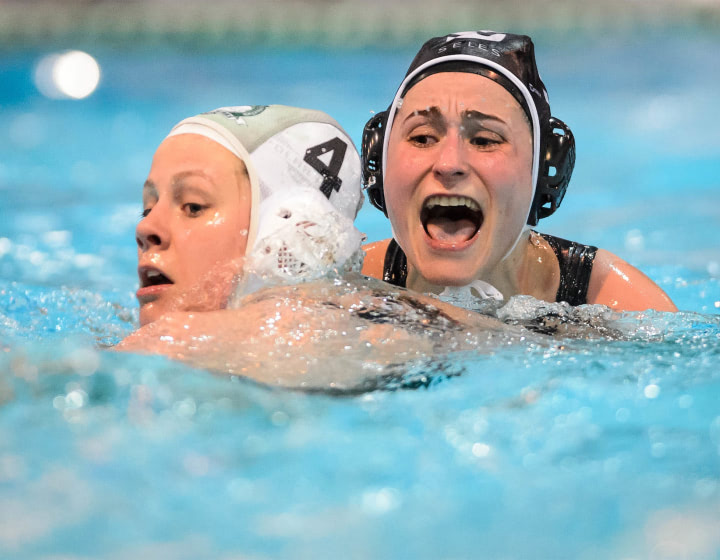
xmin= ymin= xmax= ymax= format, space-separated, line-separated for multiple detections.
xmin=140 ymin=204 xmax=154 ymax=220
xmin=469 ymin=132 xmax=503 ymax=148
xmin=183 ymin=202 xmax=206 ymax=217
xmin=409 ymin=133 xmax=438 ymax=147
xmin=470 ymin=136 xmax=497 ymax=147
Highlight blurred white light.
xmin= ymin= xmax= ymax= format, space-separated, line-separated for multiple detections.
xmin=361 ymin=487 xmax=401 ymax=515
xmin=34 ymin=50 xmax=101 ymax=100
xmin=644 ymin=384 xmax=660 ymax=399
xmin=471 ymin=442 xmax=491 ymax=458
xmin=624 ymin=228 xmax=645 ymax=251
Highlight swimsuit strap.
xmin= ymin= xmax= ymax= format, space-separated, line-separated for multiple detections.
xmin=383 ymin=238 xmax=408 ymax=287
xmin=539 ymin=232 xmax=598 ymax=306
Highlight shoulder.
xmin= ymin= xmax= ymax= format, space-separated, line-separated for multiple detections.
xmin=361 ymin=238 xmax=392 ymax=279
xmin=587 ymin=249 xmax=677 ymax=312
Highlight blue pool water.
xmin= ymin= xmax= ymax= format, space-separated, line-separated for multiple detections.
xmin=1 ymin=29 xmax=720 ymax=559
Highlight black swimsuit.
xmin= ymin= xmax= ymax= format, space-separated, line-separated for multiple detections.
xmin=382 ymin=233 xmax=598 ymax=306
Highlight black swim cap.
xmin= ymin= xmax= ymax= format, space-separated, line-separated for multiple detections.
xmin=400 ymin=31 xmax=550 ymax=124
xmin=362 ymin=30 xmax=575 ymax=226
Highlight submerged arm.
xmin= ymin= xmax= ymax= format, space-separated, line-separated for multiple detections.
xmin=115 ymin=279 xmax=512 ymax=389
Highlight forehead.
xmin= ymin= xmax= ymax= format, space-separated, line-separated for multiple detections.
xmin=399 ymin=71 xmax=524 ymax=117
xmin=146 ymin=134 xmax=248 ymax=193
xmin=152 ymin=134 xmax=243 ymax=171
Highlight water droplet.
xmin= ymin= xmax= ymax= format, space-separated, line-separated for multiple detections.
xmin=651 ymin=442 xmax=666 ymax=458
xmin=361 ymin=487 xmax=401 ymax=515
xmin=271 ymin=410 xmax=289 ymax=426
xmin=615 ymin=408 xmax=630 ymax=422
xmin=472 ymin=442 xmax=491 ymax=458
xmin=678 ymin=395 xmax=693 ymax=409
xmin=625 ymin=229 xmax=645 ymax=251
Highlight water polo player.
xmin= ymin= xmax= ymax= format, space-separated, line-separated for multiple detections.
xmin=361 ymin=31 xmax=676 ymax=312
xmin=134 ymin=104 xmax=364 ymax=326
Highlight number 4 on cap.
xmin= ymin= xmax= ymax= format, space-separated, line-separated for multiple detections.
xmin=304 ymin=137 xmax=347 ymax=199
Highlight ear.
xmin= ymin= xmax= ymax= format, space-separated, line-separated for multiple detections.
xmin=361 ymin=111 xmax=388 ymax=215
xmin=528 ymin=116 xmax=575 ymax=225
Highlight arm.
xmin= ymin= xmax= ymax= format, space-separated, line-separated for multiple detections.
xmin=114 ymin=279 xmax=512 ymax=389
xmin=361 ymin=239 xmax=392 ymax=279
xmin=587 ymin=249 xmax=677 ymax=312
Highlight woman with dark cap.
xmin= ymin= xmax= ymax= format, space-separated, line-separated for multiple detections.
xmin=361 ymin=31 xmax=676 ymax=312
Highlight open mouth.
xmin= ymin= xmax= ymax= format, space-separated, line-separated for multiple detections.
xmin=140 ymin=267 xmax=173 ymax=288
xmin=421 ymin=195 xmax=483 ymax=243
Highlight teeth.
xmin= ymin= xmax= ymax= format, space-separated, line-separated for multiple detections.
xmin=146 ymin=270 xmax=161 ymax=278
xmin=425 ymin=195 xmax=479 ymax=211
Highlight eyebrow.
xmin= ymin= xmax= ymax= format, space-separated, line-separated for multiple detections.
xmin=142 ymin=180 xmax=158 ymax=201
xmin=402 ymin=107 xmax=507 ymax=128
xmin=462 ymin=110 xmax=507 ymax=125
xmin=142 ymin=169 xmax=216 ymax=202
xmin=170 ymin=171 xmax=217 ymax=204
xmin=171 ymin=169 xmax=215 ymax=185
xmin=402 ymin=106 xmax=444 ymax=127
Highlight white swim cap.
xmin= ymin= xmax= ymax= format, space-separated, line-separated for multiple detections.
xmin=165 ymin=105 xmax=365 ymax=297
xmin=167 ymin=104 xmax=363 ymax=250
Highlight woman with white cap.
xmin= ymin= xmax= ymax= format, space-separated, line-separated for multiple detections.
xmin=132 ymin=104 xmax=365 ymax=327
xmin=361 ymin=31 xmax=676 ymax=312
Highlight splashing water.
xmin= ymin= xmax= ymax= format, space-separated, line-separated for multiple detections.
xmin=2 ymin=281 xmax=719 ymax=558
xmin=2 ymin=180 xmax=719 ymax=560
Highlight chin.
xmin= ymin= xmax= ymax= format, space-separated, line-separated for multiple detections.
xmin=138 ymin=304 xmax=167 ymax=327
xmin=138 ymin=310 xmax=156 ymax=328
xmin=416 ymin=262 xmax=480 ymax=288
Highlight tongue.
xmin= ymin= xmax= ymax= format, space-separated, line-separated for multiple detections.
xmin=426 ymin=217 xmax=477 ymax=243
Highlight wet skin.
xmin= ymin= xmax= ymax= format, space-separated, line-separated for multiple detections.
xmin=136 ymin=134 xmax=252 ymax=326
xmin=384 ymin=72 xmax=533 ymax=292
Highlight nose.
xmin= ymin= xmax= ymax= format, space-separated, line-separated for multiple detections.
xmin=432 ymin=132 xmax=469 ymax=185
xmin=135 ymin=205 xmax=170 ymax=252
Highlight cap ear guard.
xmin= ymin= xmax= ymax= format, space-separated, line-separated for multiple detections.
xmin=361 ymin=111 xmax=388 ymax=215
xmin=527 ymin=116 xmax=575 ymax=226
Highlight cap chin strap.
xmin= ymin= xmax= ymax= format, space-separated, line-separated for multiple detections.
xmin=438 ymin=279 xmax=504 ymax=308
xmin=500 ymin=224 xmax=532 ymax=263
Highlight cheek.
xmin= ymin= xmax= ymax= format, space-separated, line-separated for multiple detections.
xmin=486 ymin=152 xmax=532 ymax=203
xmin=180 ymin=214 xmax=249 ymax=271
xmin=383 ymin=175 xmax=410 ymax=231
xmin=384 ymin=153 xmax=420 ymax=215
xmin=207 ymin=213 xmax=249 ymax=259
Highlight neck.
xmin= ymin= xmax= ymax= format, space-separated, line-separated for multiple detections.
xmin=405 ymin=230 xmax=558 ymax=301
